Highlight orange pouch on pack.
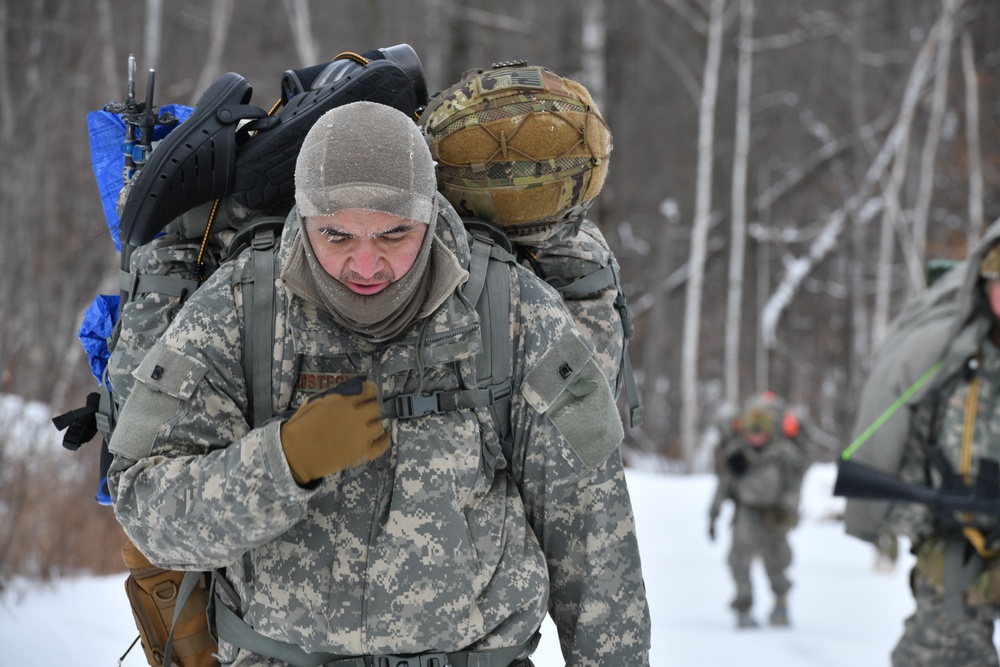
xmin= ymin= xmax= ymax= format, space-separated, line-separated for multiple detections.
xmin=122 ymin=539 xmax=219 ymax=667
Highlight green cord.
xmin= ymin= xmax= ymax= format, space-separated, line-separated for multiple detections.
xmin=841 ymin=359 xmax=945 ymax=460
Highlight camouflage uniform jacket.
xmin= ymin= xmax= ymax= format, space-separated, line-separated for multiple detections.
xmin=107 ymin=203 xmax=651 ymax=665
xmin=709 ymin=434 xmax=807 ymax=520
xmin=887 ymin=339 xmax=1000 ymax=552
xmin=844 ymin=219 xmax=1000 ymax=543
xmin=511 ymin=219 xmax=625 ymax=396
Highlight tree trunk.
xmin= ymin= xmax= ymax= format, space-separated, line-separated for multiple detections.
xmin=284 ymin=0 xmax=319 ymax=68
xmin=762 ymin=20 xmax=941 ymax=349
xmin=144 ymin=0 xmax=163 ymax=71
xmin=910 ymin=0 xmax=961 ymax=281
xmin=872 ymin=20 xmax=948 ymax=343
xmin=961 ymin=31 xmax=984 ymax=247
xmin=680 ymin=0 xmax=725 ymax=471
xmin=192 ymin=0 xmax=235 ymax=102
xmin=724 ymin=0 xmax=754 ymax=408
xmin=581 ymin=0 xmax=607 ymax=111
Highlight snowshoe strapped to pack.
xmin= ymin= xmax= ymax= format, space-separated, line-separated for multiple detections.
xmin=120 ymin=57 xmax=424 ymax=253
xmin=119 ymin=72 xmax=264 ymax=248
xmin=230 ymin=58 xmax=420 ymax=212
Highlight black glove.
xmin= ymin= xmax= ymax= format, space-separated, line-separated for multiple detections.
xmin=708 ymin=515 xmax=717 ymax=542
xmin=52 ymin=391 xmax=101 ymax=450
xmin=726 ymin=450 xmax=749 ymax=475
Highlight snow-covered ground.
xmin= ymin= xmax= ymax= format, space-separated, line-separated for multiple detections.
xmin=1 ymin=463 xmax=925 ymax=666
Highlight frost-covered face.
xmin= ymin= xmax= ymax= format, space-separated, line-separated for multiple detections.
xmin=304 ymin=209 xmax=428 ymax=295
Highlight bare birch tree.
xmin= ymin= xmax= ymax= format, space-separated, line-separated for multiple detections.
xmin=723 ymin=0 xmax=754 ymax=408
xmin=192 ymin=0 xmax=235 ymax=102
xmin=910 ymin=0 xmax=962 ymax=284
xmin=961 ymin=31 xmax=984 ymax=247
xmin=762 ymin=17 xmax=943 ymax=350
xmin=96 ymin=0 xmax=117 ymax=99
xmin=284 ymin=0 xmax=320 ymax=67
xmin=680 ymin=0 xmax=726 ymax=470
xmin=0 ymin=0 xmax=11 ymax=141
xmin=144 ymin=0 xmax=163 ymax=71
xmin=581 ymin=0 xmax=607 ymax=112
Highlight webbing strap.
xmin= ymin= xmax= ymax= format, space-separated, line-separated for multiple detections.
xmin=554 ymin=265 xmax=614 ymax=298
xmin=481 ymin=249 xmax=514 ymax=449
xmin=389 ymin=235 xmax=515 ymax=458
xmin=213 ymin=593 xmax=528 ymax=667
xmin=943 ymin=538 xmax=983 ymax=621
xmin=555 ymin=261 xmax=643 ymax=428
xmin=956 ymin=356 xmax=1000 ymax=559
xmin=463 ymin=236 xmax=493 ymax=305
xmin=960 ymin=358 xmax=980 ymax=485
xmin=621 ymin=346 xmax=643 ymax=428
xmin=383 ymin=381 xmax=514 ymax=420
xmin=242 ymin=226 xmax=278 ymax=428
xmin=162 ymin=571 xmax=204 ymax=667
xmin=119 ymin=269 xmax=200 ymax=300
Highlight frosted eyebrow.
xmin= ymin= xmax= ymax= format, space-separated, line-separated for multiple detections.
xmin=316 ymin=223 xmax=417 ymax=241
xmin=371 ymin=223 xmax=416 ymax=238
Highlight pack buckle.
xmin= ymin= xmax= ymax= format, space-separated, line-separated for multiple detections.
xmin=394 ymin=392 xmax=443 ymax=419
xmin=374 ymin=653 xmax=450 ymax=667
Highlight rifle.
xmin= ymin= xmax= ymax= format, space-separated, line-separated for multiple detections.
xmin=834 ymin=456 xmax=1000 ymax=535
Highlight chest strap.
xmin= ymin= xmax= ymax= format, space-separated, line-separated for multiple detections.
xmin=212 ymin=592 xmax=529 ymax=667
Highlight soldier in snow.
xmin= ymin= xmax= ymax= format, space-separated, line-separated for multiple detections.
xmin=708 ymin=391 xmax=810 ymax=628
xmin=107 ymin=96 xmax=650 ymax=667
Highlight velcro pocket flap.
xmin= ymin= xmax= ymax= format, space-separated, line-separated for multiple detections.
xmin=522 ymin=329 xmax=594 ymax=413
xmin=133 ymin=343 xmax=209 ymax=401
xmin=523 ymin=330 xmax=624 ymax=471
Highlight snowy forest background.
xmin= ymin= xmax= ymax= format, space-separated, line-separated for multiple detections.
xmin=2 ymin=0 xmax=1000 ymax=577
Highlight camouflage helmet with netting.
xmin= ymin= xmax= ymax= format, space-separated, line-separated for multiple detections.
xmin=419 ymin=61 xmax=612 ymax=230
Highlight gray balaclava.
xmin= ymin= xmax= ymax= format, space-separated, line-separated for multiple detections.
xmin=283 ymin=101 xmax=466 ymax=342
xmin=294 ymin=101 xmax=437 ymax=221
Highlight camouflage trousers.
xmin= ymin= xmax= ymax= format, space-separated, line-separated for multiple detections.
xmin=891 ymin=568 xmax=1000 ymax=667
xmin=727 ymin=505 xmax=793 ymax=612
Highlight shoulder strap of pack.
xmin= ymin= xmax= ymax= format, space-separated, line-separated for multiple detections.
xmin=546 ymin=257 xmax=643 ymax=428
xmin=384 ymin=233 xmax=518 ymax=460
xmin=228 ymin=216 xmax=286 ymax=428
xmin=465 ymin=233 xmax=516 ymax=454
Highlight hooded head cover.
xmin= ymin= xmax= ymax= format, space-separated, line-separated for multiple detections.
xmin=284 ymin=101 xmax=467 ymax=342
xmin=295 ymin=100 xmax=436 ymax=222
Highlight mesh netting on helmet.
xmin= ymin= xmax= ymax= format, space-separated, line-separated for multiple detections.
xmin=419 ymin=63 xmax=612 ymax=229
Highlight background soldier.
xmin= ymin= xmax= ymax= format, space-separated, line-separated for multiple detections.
xmin=708 ymin=391 xmax=810 ymax=628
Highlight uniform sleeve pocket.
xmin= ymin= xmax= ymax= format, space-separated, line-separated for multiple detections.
xmin=523 ymin=330 xmax=624 ymax=471
xmin=109 ymin=344 xmax=209 ymax=461
xmin=133 ymin=343 xmax=209 ymax=400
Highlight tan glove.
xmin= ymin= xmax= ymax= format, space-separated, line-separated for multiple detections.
xmin=280 ymin=378 xmax=390 ymax=485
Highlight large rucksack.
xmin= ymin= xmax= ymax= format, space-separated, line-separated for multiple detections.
xmin=54 ymin=48 xmax=640 ymax=667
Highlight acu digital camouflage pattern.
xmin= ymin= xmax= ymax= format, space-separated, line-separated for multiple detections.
xmin=108 ymin=199 xmax=256 ymax=404
xmin=107 ymin=199 xmax=650 ymax=666
xmin=420 ymin=65 xmax=612 ymax=228
xmin=886 ymin=340 xmax=1000 ymax=666
xmin=708 ymin=398 xmax=808 ymax=616
xmin=510 ymin=219 xmax=626 ymax=395
xmin=891 ymin=575 xmax=1000 ymax=667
